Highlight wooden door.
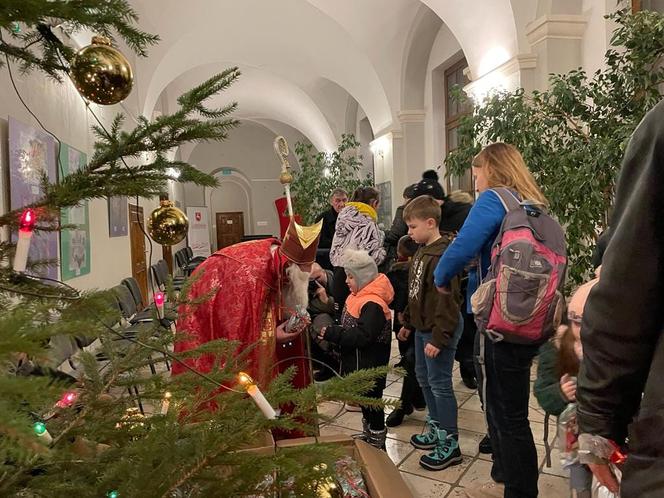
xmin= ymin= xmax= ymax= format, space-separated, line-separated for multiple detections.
xmin=129 ymin=204 xmax=148 ymax=302
xmin=216 ymin=212 xmax=244 ymax=249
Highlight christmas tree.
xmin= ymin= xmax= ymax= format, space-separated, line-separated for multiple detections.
xmin=0 ymin=2 xmax=389 ymax=496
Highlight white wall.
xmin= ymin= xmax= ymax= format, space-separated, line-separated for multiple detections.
xmin=0 ymin=45 xmax=142 ymax=291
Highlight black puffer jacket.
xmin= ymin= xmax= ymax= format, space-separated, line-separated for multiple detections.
xmin=439 ymin=198 xmax=472 ymax=233
xmin=577 ymin=99 xmax=664 ymax=498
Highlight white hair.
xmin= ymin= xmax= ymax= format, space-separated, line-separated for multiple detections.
xmin=283 ymin=263 xmax=310 ymax=310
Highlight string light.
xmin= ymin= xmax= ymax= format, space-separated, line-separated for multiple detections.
xmin=107 ymin=491 xmax=119 ymax=498
xmin=237 ymin=372 xmax=277 ymax=420
xmin=159 ymin=391 xmax=172 ymax=415
xmin=33 ymin=421 xmax=53 ymax=444
xmin=13 ymin=208 xmax=36 ymax=273
xmin=154 ymin=291 xmax=165 ymax=319
xmin=56 ymin=390 xmax=78 ymax=408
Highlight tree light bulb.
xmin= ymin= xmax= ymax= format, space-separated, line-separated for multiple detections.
xmin=237 ymin=372 xmax=253 ymax=387
xmin=14 ymin=209 xmax=36 ymax=273
xmin=154 ymin=292 xmax=165 ymax=319
xmin=107 ymin=491 xmax=119 ymax=498
xmin=237 ymin=372 xmax=277 ymax=419
xmin=33 ymin=421 xmax=53 ymax=444
xmin=19 ymin=209 xmax=36 ymax=232
xmin=56 ymin=391 xmax=78 ymax=408
xmin=33 ymin=422 xmax=47 ymax=436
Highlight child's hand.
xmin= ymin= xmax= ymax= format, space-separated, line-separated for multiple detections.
xmin=397 ymin=327 xmax=411 ymax=341
xmin=436 ymin=285 xmax=451 ymax=295
xmin=424 ymin=343 xmax=441 ymax=358
xmin=317 ymin=327 xmax=327 ymax=342
xmin=560 ymin=374 xmax=577 ymax=401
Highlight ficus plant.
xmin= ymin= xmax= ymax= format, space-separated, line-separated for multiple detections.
xmin=446 ymin=9 xmax=664 ymax=286
xmin=290 ymin=134 xmax=373 ymax=225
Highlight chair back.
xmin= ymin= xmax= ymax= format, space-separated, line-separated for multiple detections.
xmin=121 ymin=277 xmax=144 ymax=308
xmin=112 ymin=284 xmax=137 ymax=318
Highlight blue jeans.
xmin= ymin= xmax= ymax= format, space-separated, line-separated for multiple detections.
xmin=414 ymin=314 xmax=463 ymax=435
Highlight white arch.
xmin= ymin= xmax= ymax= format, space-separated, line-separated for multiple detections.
xmin=401 ymin=3 xmax=444 ymax=109
xmin=419 ymin=0 xmax=519 ymax=79
xmin=160 ymin=64 xmax=337 ymax=152
xmin=134 ymin=0 xmax=393 ymax=137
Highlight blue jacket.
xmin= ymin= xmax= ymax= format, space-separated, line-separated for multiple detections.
xmin=433 ymin=190 xmax=507 ymax=311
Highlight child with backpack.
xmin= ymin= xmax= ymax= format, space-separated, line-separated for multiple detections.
xmin=434 ymin=143 xmax=565 ymax=498
xmin=398 ymin=195 xmax=464 ymax=471
xmin=318 ymin=249 xmax=394 ymax=450
xmin=385 ymin=235 xmax=426 ymax=427
xmin=534 ymin=278 xmax=599 ymax=498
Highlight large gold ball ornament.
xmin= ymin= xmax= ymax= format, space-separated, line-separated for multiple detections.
xmin=147 ymin=201 xmax=189 ymax=246
xmin=279 ymin=170 xmax=293 ymax=185
xmin=70 ymin=36 xmax=133 ymax=105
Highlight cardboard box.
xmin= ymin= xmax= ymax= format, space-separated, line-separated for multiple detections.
xmin=237 ymin=430 xmax=276 ymax=456
xmin=276 ymin=435 xmax=413 ymax=498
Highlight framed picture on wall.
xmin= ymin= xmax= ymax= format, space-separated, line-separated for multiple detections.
xmin=8 ymin=116 xmax=59 ymax=280
xmin=108 ymin=196 xmax=128 ymax=237
xmin=59 ymin=143 xmax=91 ymax=280
xmin=376 ymin=181 xmax=392 ymax=229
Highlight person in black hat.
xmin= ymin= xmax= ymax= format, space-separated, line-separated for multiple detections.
xmin=413 ymin=170 xmax=476 ymax=389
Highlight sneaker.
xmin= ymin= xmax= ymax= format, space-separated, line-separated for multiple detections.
xmin=419 ymin=430 xmax=463 ymax=471
xmin=479 ymin=434 xmax=492 ymax=454
xmin=410 ymin=417 xmax=439 ymax=450
xmin=385 ymin=406 xmax=413 ymax=427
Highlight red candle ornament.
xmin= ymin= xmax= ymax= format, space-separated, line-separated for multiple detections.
xmin=56 ymin=391 xmax=78 ymax=408
xmin=14 ymin=208 xmax=36 ymax=273
xmin=155 ymin=291 xmax=165 ymax=318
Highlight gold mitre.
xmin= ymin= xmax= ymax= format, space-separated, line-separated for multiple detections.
xmin=280 ymin=218 xmax=322 ymax=265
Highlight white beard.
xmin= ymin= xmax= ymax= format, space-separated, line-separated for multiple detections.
xmin=283 ymin=264 xmax=311 ymax=311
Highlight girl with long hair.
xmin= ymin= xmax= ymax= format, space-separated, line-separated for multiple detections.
xmin=434 ymin=142 xmax=548 ymax=498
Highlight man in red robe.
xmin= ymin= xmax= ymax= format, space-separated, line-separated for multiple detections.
xmin=173 ymin=218 xmax=322 ymax=392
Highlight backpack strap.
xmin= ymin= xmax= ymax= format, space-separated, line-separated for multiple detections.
xmin=490 ymin=187 xmax=521 ymax=213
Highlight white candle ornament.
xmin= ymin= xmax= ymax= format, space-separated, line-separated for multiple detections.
xmin=14 ymin=209 xmax=36 ymax=273
xmin=160 ymin=391 xmax=172 ymax=415
xmin=238 ymin=372 xmax=277 ymax=419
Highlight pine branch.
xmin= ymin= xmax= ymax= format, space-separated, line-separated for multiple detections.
xmin=0 ymin=69 xmax=240 ymax=232
xmin=0 ymin=0 xmax=158 ymax=79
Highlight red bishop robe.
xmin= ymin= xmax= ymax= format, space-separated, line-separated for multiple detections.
xmin=173 ymin=238 xmax=312 ymax=395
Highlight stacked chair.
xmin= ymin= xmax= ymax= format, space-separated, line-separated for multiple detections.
xmin=52 ymin=274 xmax=181 ymax=415
xmin=174 ymin=247 xmax=206 ymax=276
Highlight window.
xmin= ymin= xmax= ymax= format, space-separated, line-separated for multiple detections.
xmin=633 ymin=0 xmax=664 ymax=11
xmin=444 ymin=58 xmax=473 ymax=195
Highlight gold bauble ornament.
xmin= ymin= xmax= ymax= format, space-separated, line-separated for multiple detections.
xmin=279 ymin=170 xmax=293 ymax=185
xmin=147 ymin=200 xmax=189 ymax=246
xmin=70 ymin=36 xmax=133 ymax=105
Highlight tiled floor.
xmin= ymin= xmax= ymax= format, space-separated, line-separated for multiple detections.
xmin=318 ymin=338 xmax=570 ymax=497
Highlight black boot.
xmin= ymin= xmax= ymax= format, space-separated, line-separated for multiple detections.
xmin=460 ymin=362 xmax=478 ymax=390
xmin=479 ymin=434 xmax=493 ymax=454
xmin=385 ymin=406 xmax=413 ymax=427
xmin=367 ymin=428 xmax=388 ymax=451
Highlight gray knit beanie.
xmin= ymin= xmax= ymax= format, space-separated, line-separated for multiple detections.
xmin=343 ymin=249 xmax=378 ymax=290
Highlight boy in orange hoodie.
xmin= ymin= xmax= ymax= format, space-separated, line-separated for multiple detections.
xmin=318 ymin=248 xmax=394 ymax=449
